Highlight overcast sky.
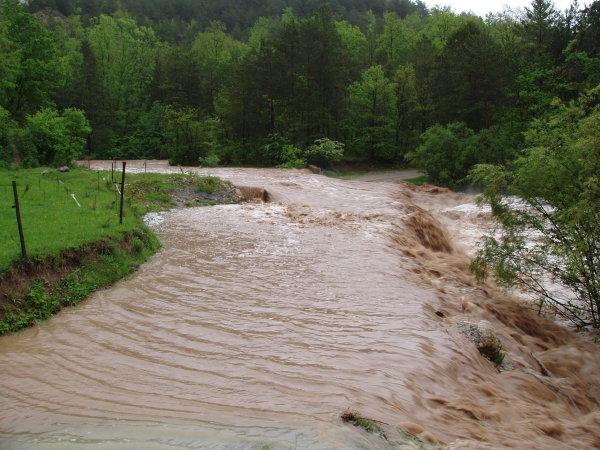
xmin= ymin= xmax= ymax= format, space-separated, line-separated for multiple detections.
xmin=421 ymin=1 xmax=585 ymax=17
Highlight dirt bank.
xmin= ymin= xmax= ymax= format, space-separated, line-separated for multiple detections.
xmin=0 ymin=229 xmax=160 ymax=334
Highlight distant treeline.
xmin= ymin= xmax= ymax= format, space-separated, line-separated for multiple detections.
xmin=0 ymin=0 xmax=598 ymax=185
xmin=27 ymin=0 xmax=429 ymax=36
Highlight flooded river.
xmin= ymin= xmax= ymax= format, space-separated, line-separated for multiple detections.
xmin=1 ymin=161 xmax=599 ymax=449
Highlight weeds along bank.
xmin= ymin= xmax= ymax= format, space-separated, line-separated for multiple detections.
xmin=0 ymin=167 xmax=239 ymax=334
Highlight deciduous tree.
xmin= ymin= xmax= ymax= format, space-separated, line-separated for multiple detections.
xmin=471 ymin=86 xmax=600 ymax=328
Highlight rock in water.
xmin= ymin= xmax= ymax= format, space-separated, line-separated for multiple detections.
xmin=458 ymin=321 xmax=503 ymax=363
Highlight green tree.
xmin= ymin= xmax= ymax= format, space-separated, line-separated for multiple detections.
xmin=164 ymin=107 xmax=222 ymax=166
xmin=239 ymin=6 xmax=352 ymax=146
xmin=292 ymin=5 xmax=351 ymax=143
xmin=408 ymin=120 xmax=519 ymax=187
xmin=191 ymin=21 xmax=248 ymax=114
xmin=363 ymin=10 xmax=379 ymax=67
xmin=50 ymin=14 xmax=85 ymax=109
xmin=392 ymin=64 xmax=419 ymax=158
xmin=516 ymin=1 xmax=569 ymax=122
xmin=216 ymin=44 xmax=276 ymax=152
xmin=86 ymin=13 xmax=158 ymax=155
xmin=411 ymin=35 xmax=437 ymax=130
xmin=0 ymin=0 xmax=60 ymax=119
xmin=422 ymin=6 xmax=467 ymax=51
xmin=17 ymin=107 xmax=90 ymax=167
xmin=150 ymin=44 xmax=200 ymax=108
xmin=407 ymin=122 xmax=475 ymax=187
xmin=87 ymin=14 xmax=157 ymax=111
xmin=522 ymin=0 xmax=559 ymax=53
xmin=346 ymin=65 xmax=395 ymax=160
xmin=335 ymin=20 xmax=367 ymax=71
xmin=0 ymin=106 xmax=16 ymax=166
xmin=306 ymin=137 xmax=344 ymax=168
xmin=0 ymin=13 xmax=19 ymax=111
xmin=471 ymin=86 xmax=600 ymax=328
xmin=562 ymin=2 xmax=600 ymax=91
xmin=433 ymin=20 xmax=509 ymax=129
xmin=379 ymin=12 xmax=417 ymax=70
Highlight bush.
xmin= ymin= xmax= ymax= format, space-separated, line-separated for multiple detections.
xmin=306 ymin=138 xmax=344 ymax=168
xmin=407 ymin=122 xmax=475 ymax=187
xmin=275 ymin=144 xmax=306 ymax=168
xmin=15 ymin=108 xmax=91 ymax=167
xmin=408 ymin=122 xmax=519 ymax=188
xmin=199 ymin=153 xmax=221 ymax=167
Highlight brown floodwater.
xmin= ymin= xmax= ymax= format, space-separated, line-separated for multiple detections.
xmin=1 ymin=161 xmax=599 ymax=449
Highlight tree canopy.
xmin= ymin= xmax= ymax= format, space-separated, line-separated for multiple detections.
xmin=0 ymin=0 xmax=597 ymax=173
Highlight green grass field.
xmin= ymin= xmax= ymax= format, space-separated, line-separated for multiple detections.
xmin=0 ymin=167 xmax=232 ymax=273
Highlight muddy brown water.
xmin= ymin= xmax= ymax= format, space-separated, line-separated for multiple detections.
xmin=1 ymin=161 xmax=599 ymax=449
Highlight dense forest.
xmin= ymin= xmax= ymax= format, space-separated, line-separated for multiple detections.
xmin=0 ymin=0 xmax=598 ymax=185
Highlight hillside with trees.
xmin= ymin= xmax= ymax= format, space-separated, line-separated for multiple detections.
xmin=0 ymin=0 xmax=598 ymax=178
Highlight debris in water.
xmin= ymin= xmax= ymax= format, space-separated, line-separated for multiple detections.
xmin=340 ymin=410 xmax=385 ymax=436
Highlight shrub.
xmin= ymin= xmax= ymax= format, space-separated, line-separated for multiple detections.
xmin=306 ymin=138 xmax=344 ymax=168
xmin=408 ymin=122 xmax=519 ymax=188
xmin=199 ymin=153 xmax=221 ymax=167
xmin=407 ymin=122 xmax=475 ymax=187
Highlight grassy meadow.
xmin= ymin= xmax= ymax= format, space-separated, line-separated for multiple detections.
xmin=0 ymin=167 xmax=232 ymax=273
xmin=1 ymin=168 xmax=136 ymax=272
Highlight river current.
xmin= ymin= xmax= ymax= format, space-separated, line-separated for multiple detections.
xmin=1 ymin=161 xmax=599 ymax=449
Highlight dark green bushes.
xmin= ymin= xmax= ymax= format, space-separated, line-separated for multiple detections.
xmin=407 ymin=123 xmax=518 ymax=188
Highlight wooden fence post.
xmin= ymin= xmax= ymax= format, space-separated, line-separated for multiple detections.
xmin=119 ymin=161 xmax=126 ymax=224
xmin=12 ymin=181 xmax=27 ymax=258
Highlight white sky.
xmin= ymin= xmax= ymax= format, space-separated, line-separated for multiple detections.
xmin=421 ymin=1 xmax=586 ymax=17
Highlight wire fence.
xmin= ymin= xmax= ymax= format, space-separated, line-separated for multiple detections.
xmin=1 ymin=163 xmax=128 ymax=268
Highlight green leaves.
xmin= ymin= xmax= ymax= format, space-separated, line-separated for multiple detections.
xmin=191 ymin=21 xmax=248 ymax=114
xmin=0 ymin=0 xmax=60 ymax=118
xmin=346 ymin=65 xmax=396 ymax=161
xmin=409 ymin=121 xmax=520 ymax=188
xmin=19 ymin=107 xmax=90 ymax=167
xmin=407 ymin=122 xmax=475 ymax=187
xmin=306 ymin=138 xmax=344 ymax=168
xmin=472 ymin=87 xmax=600 ymax=328
xmin=87 ymin=14 xmax=157 ymax=112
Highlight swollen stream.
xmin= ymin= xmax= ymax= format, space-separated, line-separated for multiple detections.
xmin=1 ymin=162 xmax=599 ymax=449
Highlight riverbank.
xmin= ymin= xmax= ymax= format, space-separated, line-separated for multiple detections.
xmin=0 ymin=167 xmax=240 ymax=334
